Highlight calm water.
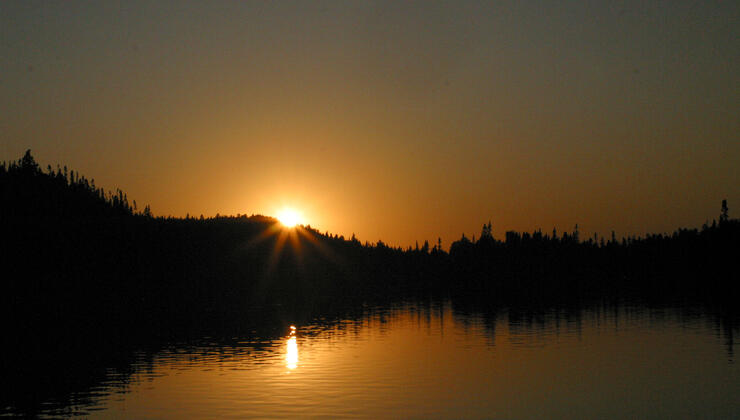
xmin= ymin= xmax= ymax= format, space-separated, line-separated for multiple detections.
xmin=9 ymin=301 xmax=740 ymax=419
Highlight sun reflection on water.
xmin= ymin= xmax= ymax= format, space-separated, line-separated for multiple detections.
xmin=286 ymin=325 xmax=298 ymax=370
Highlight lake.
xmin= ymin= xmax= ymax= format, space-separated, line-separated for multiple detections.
xmin=5 ymin=299 xmax=739 ymax=419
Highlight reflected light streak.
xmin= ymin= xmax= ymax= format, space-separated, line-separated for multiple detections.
xmin=286 ymin=326 xmax=298 ymax=370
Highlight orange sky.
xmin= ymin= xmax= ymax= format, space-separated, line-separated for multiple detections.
xmin=2 ymin=1 xmax=738 ymax=248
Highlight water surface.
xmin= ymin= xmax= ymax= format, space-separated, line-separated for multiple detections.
xmin=7 ymin=301 xmax=740 ymax=419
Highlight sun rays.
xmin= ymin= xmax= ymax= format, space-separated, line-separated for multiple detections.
xmin=241 ymin=217 xmax=341 ymax=278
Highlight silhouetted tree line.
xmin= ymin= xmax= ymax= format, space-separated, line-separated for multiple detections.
xmin=2 ymin=151 xmax=738 ymax=334
xmin=447 ymin=214 xmax=739 ymax=304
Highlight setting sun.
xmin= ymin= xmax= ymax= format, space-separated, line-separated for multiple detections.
xmin=277 ymin=208 xmax=302 ymax=228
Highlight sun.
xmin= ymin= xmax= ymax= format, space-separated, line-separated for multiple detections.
xmin=276 ymin=208 xmax=302 ymax=228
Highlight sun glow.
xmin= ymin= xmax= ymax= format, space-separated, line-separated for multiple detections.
xmin=277 ymin=208 xmax=302 ymax=228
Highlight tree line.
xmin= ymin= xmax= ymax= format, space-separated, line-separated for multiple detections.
xmin=2 ymin=150 xmax=738 ymax=334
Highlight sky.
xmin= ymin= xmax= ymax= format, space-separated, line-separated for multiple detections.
xmin=1 ymin=0 xmax=738 ymax=248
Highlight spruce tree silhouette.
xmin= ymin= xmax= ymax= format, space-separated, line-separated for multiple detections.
xmin=720 ymin=199 xmax=729 ymax=225
xmin=20 ymin=149 xmax=38 ymax=172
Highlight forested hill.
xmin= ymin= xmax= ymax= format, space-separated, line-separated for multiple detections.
xmin=2 ymin=151 xmax=738 ymax=333
xmin=0 ymin=151 xmax=444 ymax=330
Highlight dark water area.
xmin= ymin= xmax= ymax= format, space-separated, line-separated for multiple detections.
xmin=2 ymin=296 xmax=738 ymax=419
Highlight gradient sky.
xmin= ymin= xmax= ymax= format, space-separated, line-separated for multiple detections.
xmin=2 ymin=1 xmax=738 ymax=247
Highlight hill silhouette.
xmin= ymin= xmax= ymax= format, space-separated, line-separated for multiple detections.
xmin=2 ymin=150 xmax=738 ymax=335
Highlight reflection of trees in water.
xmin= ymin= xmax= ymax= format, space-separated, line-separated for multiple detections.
xmin=449 ymin=298 xmax=739 ymax=359
xmin=0 ymin=302 xmax=397 ymax=417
